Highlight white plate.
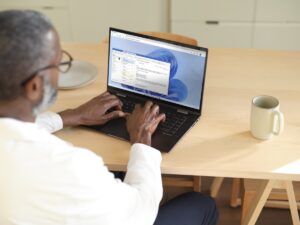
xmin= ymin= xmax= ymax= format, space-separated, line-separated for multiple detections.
xmin=58 ymin=60 xmax=98 ymax=89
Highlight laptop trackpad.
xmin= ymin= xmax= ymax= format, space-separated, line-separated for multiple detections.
xmin=87 ymin=117 xmax=130 ymax=141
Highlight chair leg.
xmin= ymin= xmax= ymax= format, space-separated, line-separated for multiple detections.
xmin=210 ymin=177 xmax=224 ymax=198
xmin=193 ymin=176 xmax=201 ymax=192
xmin=231 ymin=178 xmax=242 ymax=207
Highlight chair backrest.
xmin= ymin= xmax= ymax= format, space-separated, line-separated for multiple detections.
xmin=102 ymin=31 xmax=198 ymax=46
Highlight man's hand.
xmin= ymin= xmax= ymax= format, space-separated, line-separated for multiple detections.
xmin=59 ymin=92 xmax=127 ymax=127
xmin=126 ymin=101 xmax=166 ymax=146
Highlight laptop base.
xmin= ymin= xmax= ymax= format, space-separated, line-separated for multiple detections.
xmin=84 ymin=114 xmax=198 ymax=153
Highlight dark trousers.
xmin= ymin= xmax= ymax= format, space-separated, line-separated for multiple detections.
xmin=113 ymin=172 xmax=218 ymax=225
xmin=154 ymin=192 xmax=219 ymax=225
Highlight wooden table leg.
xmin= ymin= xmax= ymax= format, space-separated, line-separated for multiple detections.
xmin=242 ymin=180 xmax=300 ymax=225
xmin=285 ymin=181 xmax=300 ymax=225
xmin=241 ymin=180 xmax=274 ymax=225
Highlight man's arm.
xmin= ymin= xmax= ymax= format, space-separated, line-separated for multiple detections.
xmin=120 ymin=101 xmax=166 ymax=224
xmin=35 ymin=111 xmax=63 ymax=133
xmin=67 ymin=102 xmax=165 ymax=225
xmin=66 ymin=143 xmax=162 ymax=225
xmin=35 ymin=92 xmax=126 ymax=133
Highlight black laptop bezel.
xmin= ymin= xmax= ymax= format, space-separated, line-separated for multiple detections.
xmin=107 ymin=27 xmax=208 ymax=116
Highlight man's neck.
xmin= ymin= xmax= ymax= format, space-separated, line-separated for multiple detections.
xmin=0 ymin=98 xmax=35 ymax=122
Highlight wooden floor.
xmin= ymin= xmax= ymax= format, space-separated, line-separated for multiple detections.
xmin=163 ymin=177 xmax=295 ymax=225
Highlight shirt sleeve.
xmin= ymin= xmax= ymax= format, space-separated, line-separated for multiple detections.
xmin=35 ymin=111 xmax=63 ymax=133
xmin=122 ymin=143 xmax=163 ymax=225
xmin=67 ymin=143 xmax=163 ymax=225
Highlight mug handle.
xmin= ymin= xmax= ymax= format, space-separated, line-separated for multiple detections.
xmin=272 ymin=111 xmax=284 ymax=135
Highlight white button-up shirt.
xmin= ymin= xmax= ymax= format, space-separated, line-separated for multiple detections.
xmin=0 ymin=112 xmax=162 ymax=225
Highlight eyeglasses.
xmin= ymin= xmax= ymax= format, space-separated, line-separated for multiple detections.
xmin=21 ymin=50 xmax=73 ymax=85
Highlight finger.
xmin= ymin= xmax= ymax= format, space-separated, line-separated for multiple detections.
xmin=157 ymin=113 xmax=166 ymax=123
xmin=133 ymin=103 xmax=141 ymax=112
xmin=116 ymin=105 xmax=122 ymax=111
xmin=101 ymin=94 xmax=120 ymax=102
xmin=100 ymin=91 xmax=110 ymax=97
xmin=102 ymin=95 xmax=123 ymax=110
xmin=114 ymin=100 xmax=123 ymax=110
xmin=102 ymin=110 xmax=126 ymax=123
xmin=151 ymin=113 xmax=166 ymax=132
xmin=154 ymin=113 xmax=166 ymax=129
xmin=144 ymin=101 xmax=153 ymax=111
xmin=151 ymin=104 xmax=160 ymax=115
xmin=124 ymin=112 xmax=131 ymax=118
xmin=147 ymin=104 xmax=159 ymax=121
xmin=92 ymin=92 xmax=114 ymax=103
xmin=101 ymin=95 xmax=123 ymax=110
xmin=103 ymin=98 xmax=123 ymax=111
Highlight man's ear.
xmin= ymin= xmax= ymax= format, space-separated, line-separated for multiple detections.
xmin=23 ymin=75 xmax=43 ymax=104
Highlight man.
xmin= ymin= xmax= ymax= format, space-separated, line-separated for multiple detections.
xmin=0 ymin=10 xmax=218 ymax=225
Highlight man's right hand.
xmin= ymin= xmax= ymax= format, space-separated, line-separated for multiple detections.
xmin=58 ymin=92 xmax=126 ymax=127
xmin=126 ymin=101 xmax=166 ymax=146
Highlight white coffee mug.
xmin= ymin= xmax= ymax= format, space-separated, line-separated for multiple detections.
xmin=250 ymin=95 xmax=284 ymax=140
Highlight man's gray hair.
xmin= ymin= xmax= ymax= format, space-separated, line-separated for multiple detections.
xmin=0 ymin=10 xmax=56 ymax=100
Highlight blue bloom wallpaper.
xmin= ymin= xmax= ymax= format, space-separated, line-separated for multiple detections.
xmin=108 ymin=32 xmax=207 ymax=110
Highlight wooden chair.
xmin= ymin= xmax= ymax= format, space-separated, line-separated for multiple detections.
xmin=211 ymin=177 xmax=242 ymax=207
xmin=103 ymin=31 xmax=201 ymax=192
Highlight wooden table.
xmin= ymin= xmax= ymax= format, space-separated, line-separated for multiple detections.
xmin=52 ymin=43 xmax=300 ymax=225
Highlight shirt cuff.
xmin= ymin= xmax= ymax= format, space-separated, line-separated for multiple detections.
xmin=35 ymin=111 xmax=63 ymax=133
xmin=130 ymin=143 xmax=162 ymax=165
xmin=131 ymin=143 xmax=162 ymax=159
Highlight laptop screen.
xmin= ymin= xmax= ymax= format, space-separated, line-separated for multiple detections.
xmin=107 ymin=28 xmax=208 ymax=111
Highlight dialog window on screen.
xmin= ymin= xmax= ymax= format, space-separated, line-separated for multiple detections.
xmin=111 ymin=49 xmax=171 ymax=95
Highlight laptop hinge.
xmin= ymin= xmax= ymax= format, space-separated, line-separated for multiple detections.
xmin=177 ymin=109 xmax=189 ymax=115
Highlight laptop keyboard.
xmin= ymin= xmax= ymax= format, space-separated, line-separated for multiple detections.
xmin=122 ymin=100 xmax=135 ymax=113
xmin=121 ymin=99 xmax=187 ymax=136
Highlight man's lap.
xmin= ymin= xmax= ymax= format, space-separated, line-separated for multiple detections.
xmin=154 ymin=192 xmax=219 ymax=225
xmin=113 ymin=172 xmax=219 ymax=225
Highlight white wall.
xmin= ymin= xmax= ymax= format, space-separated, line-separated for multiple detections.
xmin=171 ymin=0 xmax=300 ymax=50
xmin=68 ymin=0 xmax=169 ymax=42
xmin=0 ymin=0 xmax=169 ymax=42
xmin=1 ymin=0 xmax=300 ymax=50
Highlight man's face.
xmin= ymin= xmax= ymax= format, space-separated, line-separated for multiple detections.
xmin=33 ymin=29 xmax=61 ymax=115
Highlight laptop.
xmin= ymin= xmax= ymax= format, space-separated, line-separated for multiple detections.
xmin=86 ymin=27 xmax=208 ymax=152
